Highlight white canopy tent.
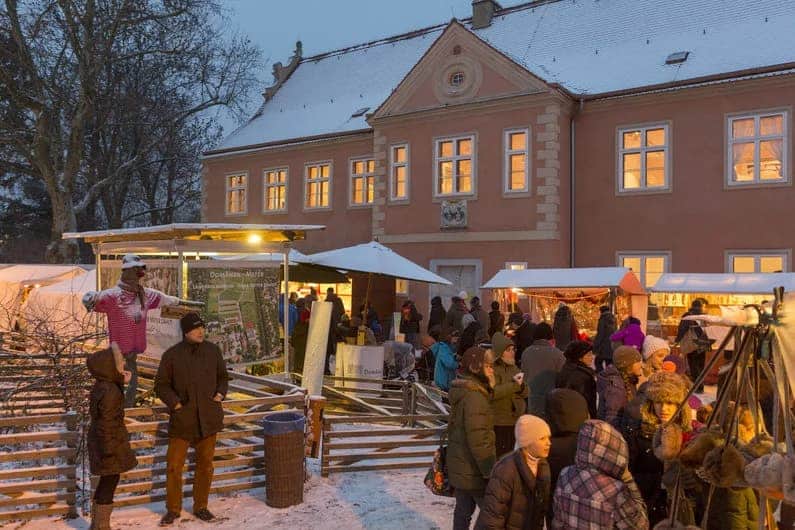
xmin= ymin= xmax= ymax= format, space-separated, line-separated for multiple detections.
xmin=0 ymin=264 xmax=86 ymax=331
xmin=20 ymin=269 xmax=103 ymax=338
xmin=651 ymin=273 xmax=795 ymax=294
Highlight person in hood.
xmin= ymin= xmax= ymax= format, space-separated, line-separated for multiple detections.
xmin=551 ymin=420 xmax=649 ymax=529
xmin=610 ymin=316 xmax=645 ymax=351
xmin=488 ymin=301 xmax=505 ymax=338
xmin=457 ymin=314 xmax=487 ymax=358
xmin=87 ymin=343 xmax=138 ymax=530
xmin=597 ymin=346 xmax=643 ymax=429
xmin=399 ymin=300 xmax=423 ymax=349
xmin=552 ymin=304 xmax=578 ymax=351
xmin=641 ymin=335 xmax=671 ymax=377
xmin=520 ymin=323 xmax=565 ymax=419
xmin=155 ymin=313 xmax=230 ymax=526
xmin=475 ymin=415 xmax=552 ymax=530
xmin=470 ymin=297 xmax=489 ymax=334
xmin=445 ymin=295 xmax=469 ymax=334
xmin=511 ymin=314 xmax=536 ymax=362
xmin=593 ymin=305 xmax=617 ymax=372
xmin=447 ymin=346 xmax=497 ymax=530
xmin=544 ymin=388 xmax=589 ymax=525
xmin=422 ymin=332 xmax=458 ymax=392
xmin=428 ymin=296 xmax=447 ymax=334
xmin=555 ymin=341 xmax=597 ymax=419
xmin=490 ymin=332 xmax=529 ymax=458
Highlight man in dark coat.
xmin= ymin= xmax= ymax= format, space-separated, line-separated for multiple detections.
xmin=521 ymin=323 xmax=565 ymax=419
xmin=444 ymin=296 xmax=468 ymax=334
xmin=488 ymin=301 xmax=505 ymax=338
xmin=428 ymin=295 xmax=447 ymax=335
xmin=555 ymin=341 xmax=597 ymax=418
xmin=155 ymin=313 xmax=229 ymax=525
xmin=593 ymin=305 xmax=617 ymax=372
xmin=676 ymin=298 xmax=711 ymax=392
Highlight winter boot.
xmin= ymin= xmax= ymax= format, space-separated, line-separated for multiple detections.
xmin=95 ymin=503 xmax=113 ymax=530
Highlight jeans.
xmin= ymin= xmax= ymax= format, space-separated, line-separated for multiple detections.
xmin=94 ymin=474 xmax=120 ymax=505
xmin=453 ymin=489 xmax=483 ymax=530
xmin=124 ymin=353 xmax=139 ymax=408
xmin=166 ymin=434 xmax=217 ymax=514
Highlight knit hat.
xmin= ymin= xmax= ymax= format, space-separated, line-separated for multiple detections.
xmin=491 ymin=332 xmax=513 ymax=357
xmin=613 ymin=346 xmax=642 ymax=373
xmin=642 ymin=335 xmax=671 ymax=360
xmin=514 ymin=414 xmax=551 ymax=449
xmin=564 ymin=340 xmax=593 ymax=361
xmin=180 ymin=312 xmax=205 ymax=335
xmin=121 ymin=254 xmax=147 ymax=269
xmin=645 ymin=371 xmax=690 ymax=405
xmin=461 ymin=346 xmax=494 ymax=375
xmin=662 ymin=354 xmax=686 ymax=375
xmin=458 ymin=290 xmax=469 ymax=300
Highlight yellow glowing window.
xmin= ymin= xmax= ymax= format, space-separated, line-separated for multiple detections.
xmin=305 ymin=163 xmax=330 ymax=209
xmin=435 ymin=135 xmax=475 ymax=196
xmin=729 ymin=253 xmax=787 ymax=273
xmin=390 ymin=144 xmax=409 ymax=201
xmin=620 ymin=253 xmax=669 ymax=287
xmin=351 ymin=158 xmax=375 ymax=206
xmin=226 ymin=173 xmax=247 ymax=215
xmin=618 ymin=125 xmax=669 ymax=191
xmin=729 ymin=112 xmax=787 ymax=185
xmin=263 ymin=168 xmax=287 ymax=212
xmin=505 ymin=129 xmax=530 ymax=193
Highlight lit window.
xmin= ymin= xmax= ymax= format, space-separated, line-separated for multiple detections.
xmin=617 ymin=124 xmax=670 ymax=192
xmin=504 ymin=128 xmax=530 ymax=193
xmin=434 ymin=135 xmax=475 ymax=197
xmin=305 ymin=162 xmax=331 ymax=209
xmin=390 ymin=144 xmax=409 ymax=201
xmin=395 ymin=278 xmax=408 ymax=295
xmin=728 ymin=111 xmax=788 ymax=185
xmin=505 ymin=262 xmax=527 ymax=270
xmin=225 ymin=173 xmax=247 ymax=215
xmin=618 ymin=253 xmax=670 ymax=287
xmin=263 ymin=168 xmax=287 ymax=212
xmin=350 ymin=158 xmax=375 ymax=206
xmin=727 ymin=251 xmax=789 ymax=273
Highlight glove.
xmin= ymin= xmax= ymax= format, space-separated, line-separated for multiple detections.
xmin=82 ymin=291 xmax=99 ymax=311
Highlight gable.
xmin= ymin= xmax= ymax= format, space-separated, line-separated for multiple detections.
xmin=374 ymin=21 xmax=550 ymax=119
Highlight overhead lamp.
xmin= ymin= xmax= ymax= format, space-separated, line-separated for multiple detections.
xmin=247 ymin=234 xmax=263 ymax=244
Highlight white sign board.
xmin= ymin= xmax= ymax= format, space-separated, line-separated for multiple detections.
xmin=303 ymin=301 xmax=332 ymax=396
xmin=337 ymin=344 xmax=384 ymax=390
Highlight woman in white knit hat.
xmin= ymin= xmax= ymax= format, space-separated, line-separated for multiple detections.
xmin=641 ymin=335 xmax=671 ymax=377
xmin=475 ymin=415 xmax=552 ymax=530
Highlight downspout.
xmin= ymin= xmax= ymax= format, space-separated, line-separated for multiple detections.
xmin=569 ymin=99 xmax=583 ymax=267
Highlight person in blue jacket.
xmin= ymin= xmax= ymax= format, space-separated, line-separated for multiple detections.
xmin=278 ymin=292 xmax=298 ymax=337
xmin=422 ymin=332 xmax=458 ymax=392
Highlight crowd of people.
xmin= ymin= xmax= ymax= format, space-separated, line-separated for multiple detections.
xmin=416 ymin=296 xmax=764 ymax=530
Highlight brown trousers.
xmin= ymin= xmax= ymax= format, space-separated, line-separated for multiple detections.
xmin=165 ymin=434 xmax=216 ymax=514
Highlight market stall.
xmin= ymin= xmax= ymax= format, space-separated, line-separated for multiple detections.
xmin=19 ymin=268 xmax=101 ymax=338
xmin=0 ymin=264 xmax=86 ymax=331
xmin=482 ymin=267 xmax=647 ymax=336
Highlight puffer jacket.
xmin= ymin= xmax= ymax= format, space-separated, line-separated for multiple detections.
xmin=555 ymin=360 xmax=597 ymax=419
xmin=491 ymin=358 xmax=529 ymax=426
xmin=545 ymin=388 xmax=589 ymax=510
xmin=707 ymin=486 xmax=759 ymax=530
xmin=597 ymin=365 xmax=635 ymax=429
xmin=594 ymin=311 xmax=617 ymax=360
xmin=521 ymin=339 xmax=565 ymax=419
xmin=552 ymin=306 xmax=578 ymax=351
xmin=552 ymin=420 xmax=649 ymax=530
xmin=428 ymin=296 xmax=446 ymax=333
xmin=610 ymin=322 xmax=645 ymax=351
xmin=87 ymin=348 xmax=137 ymax=476
xmin=447 ymin=374 xmax=496 ymax=493
xmin=475 ymin=450 xmax=550 ymax=530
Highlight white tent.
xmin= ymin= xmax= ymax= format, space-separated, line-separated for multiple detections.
xmin=21 ymin=269 xmax=103 ymax=338
xmin=0 ymin=265 xmax=86 ymax=331
xmin=650 ymin=272 xmax=795 ymax=294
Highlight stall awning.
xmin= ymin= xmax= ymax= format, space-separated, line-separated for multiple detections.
xmin=482 ymin=267 xmax=645 ymax=294
xmin=650 ymin=273 xmax=795 ymax=294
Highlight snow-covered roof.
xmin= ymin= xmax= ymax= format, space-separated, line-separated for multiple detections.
xmin=63 ymin=223 xmax=325 ymax=243
xmin=650 ymin=273 xmax=795 ymax=294
xmin=482 ymin=267 xmax=645 ymax=294
xmin=0 ymin=264 xmax=86 ymax=285
xmin=213 ymin=0 xmax=795 ymax=153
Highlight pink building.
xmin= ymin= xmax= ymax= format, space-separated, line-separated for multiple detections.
xmin=202 ymin=0 xmax=795 ymax=318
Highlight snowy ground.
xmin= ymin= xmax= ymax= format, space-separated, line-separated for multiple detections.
xmin=11 ymin=460 xmax=456 ymax=530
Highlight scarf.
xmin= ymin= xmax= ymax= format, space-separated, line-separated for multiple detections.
xmin=523 ymin=448 xmax=540 ymax=476
xmin=118 ymin=279 xmax=146 ymax=310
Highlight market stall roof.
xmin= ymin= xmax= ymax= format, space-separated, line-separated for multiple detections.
xmin=650 ymin=273 xmax=795 ymax=294
xmin=0 ymin=264 xmax=87 ymax=286
xmin=482 ymin=267 xmax=645 ymax=294
xmin=304 ymin=241 xmax=452 ymax=285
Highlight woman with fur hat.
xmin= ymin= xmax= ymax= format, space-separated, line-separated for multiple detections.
xmin=597 ymin=346 xmax=644 ymax=428
xmin=448 ymin=346 xmax=498 ymax=530
xmin=490 ymin=332 xmax=529 ymax=458
xmin=642 ymin=335 xmax=671 ymax=377
xmin=87 ymin=343 xmax=138 ymax=529
xmin=555 ymin=340 xmax=597 ymax=418
xmin=475 ymin=415 xmax=552 ymax=530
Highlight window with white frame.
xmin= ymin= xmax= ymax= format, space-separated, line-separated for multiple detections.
xmin=263 ymin=168 xmax=287 ymax=212
xmin=350 ymin=158 xmax=375 ymax=206
xmin=727 ymin=251 xmax=789 ymax=273
xmin=618 ymin=253 xmax=669 ymax=288
xmin=505 ymin=262 xmax=527 ymax=270
xmin=390 ymin=144 xmax=409 ymax=201
xmin=728 ymin=111 xmax=788 ymax=185
xmin=504 ymin=128 xmax=529 ymax=193
xmin=435 ymin=135 xmax=475 ymax=197
xmin=225 ymin=173 xmax=247 ymax=215
xmin=304 ymin=162 xmax=331 ymax=209
xmin=618 ymin=124 xmax=669 ymax=192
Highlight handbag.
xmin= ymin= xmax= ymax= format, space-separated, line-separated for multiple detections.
xmin=678 ymin=326 xmax=699 ymax=356
xmin=424 ymin=432 xmax=455 ymax=497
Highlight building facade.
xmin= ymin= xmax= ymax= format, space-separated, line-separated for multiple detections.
xmin=202 ymin=0 xmax=795 ymax=317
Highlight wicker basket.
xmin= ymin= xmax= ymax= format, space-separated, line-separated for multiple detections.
xmin=263 ymin=412 xmax=305 ymax=508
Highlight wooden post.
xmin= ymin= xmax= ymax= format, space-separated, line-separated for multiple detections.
xmin=64 ymin=411 xmax=78 ymax=519
xmin=306 ymin=395 xmax=326 ymax=458
xmin=321 ymin=417 xmax=331 ymax=478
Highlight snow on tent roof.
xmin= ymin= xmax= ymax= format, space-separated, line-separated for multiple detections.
xmin=482 ymin=267 xmax=645 ymax=294
xmin=650 ymin=273 xmax=795 ymax=294
xmin=214 ymin=0 xmax=795 ymax=152
xmin=0 ymin=264 xmax=86 ymax=285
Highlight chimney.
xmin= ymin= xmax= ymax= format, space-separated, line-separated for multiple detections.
xmin=471 ymin=0 xmax=502 ymax=29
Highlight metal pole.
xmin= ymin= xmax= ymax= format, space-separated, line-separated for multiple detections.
xmin=283 ymin=243 xmax=290 ymax=375
xmin=177 ymin=251 xmax=184 ymax=298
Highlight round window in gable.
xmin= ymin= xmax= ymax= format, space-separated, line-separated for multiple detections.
xmin=449 ymin=71 xmax=465 ymax=88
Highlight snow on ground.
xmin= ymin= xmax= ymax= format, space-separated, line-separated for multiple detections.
xmin=12 ymin=459 xmax=456 ymax=530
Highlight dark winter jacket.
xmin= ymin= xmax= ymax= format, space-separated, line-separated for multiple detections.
xmin=488 ymin=310 xmax=505 ymax=338
xmin=457 ymin=321 xmax=485 ymax=358
xmin=555 ymin=361 xmax=597 ymax=419
xmin=475 ymin=450 xmax=550 ymax=530
xmin=593 ymin=311 xmax=617 ymax=360
xmin=676 ymin=310 xmax=709 ymax=353
xmin=399 ymin=303 xmax=422 ymax=334
xmin=520 ymin=339 xmax=565 ymax=419
xmin=545 ymin=388 xmax=589 ymax=520
xmin=155 ymin=339 xmax=230 ymax=441
xmin=492 ymin=358 xmax=529 ymax=426
xmin=471 ymin=307 xmax=489 ymax=335
xmin=552 ymin=306 xmax=578 ymax=351
xmin=87 ymin=348 xmax=137 ymax=476
xmin=447 ymin=375 xmax=496 ymax=493
xmin=444 ymin=301 xmax=468 ymax=334
xmin=707 ymin=486 xmax=759 ymax=530
xmin=597 ymin=365 xmax=635 ymax=429
xmin=428 ymin=296 xmax=446 ymax=333
xmin=624 ymin=420 xmax=667 ymax=526
xmin=514 ymin=320 xmax=536 ymax=361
